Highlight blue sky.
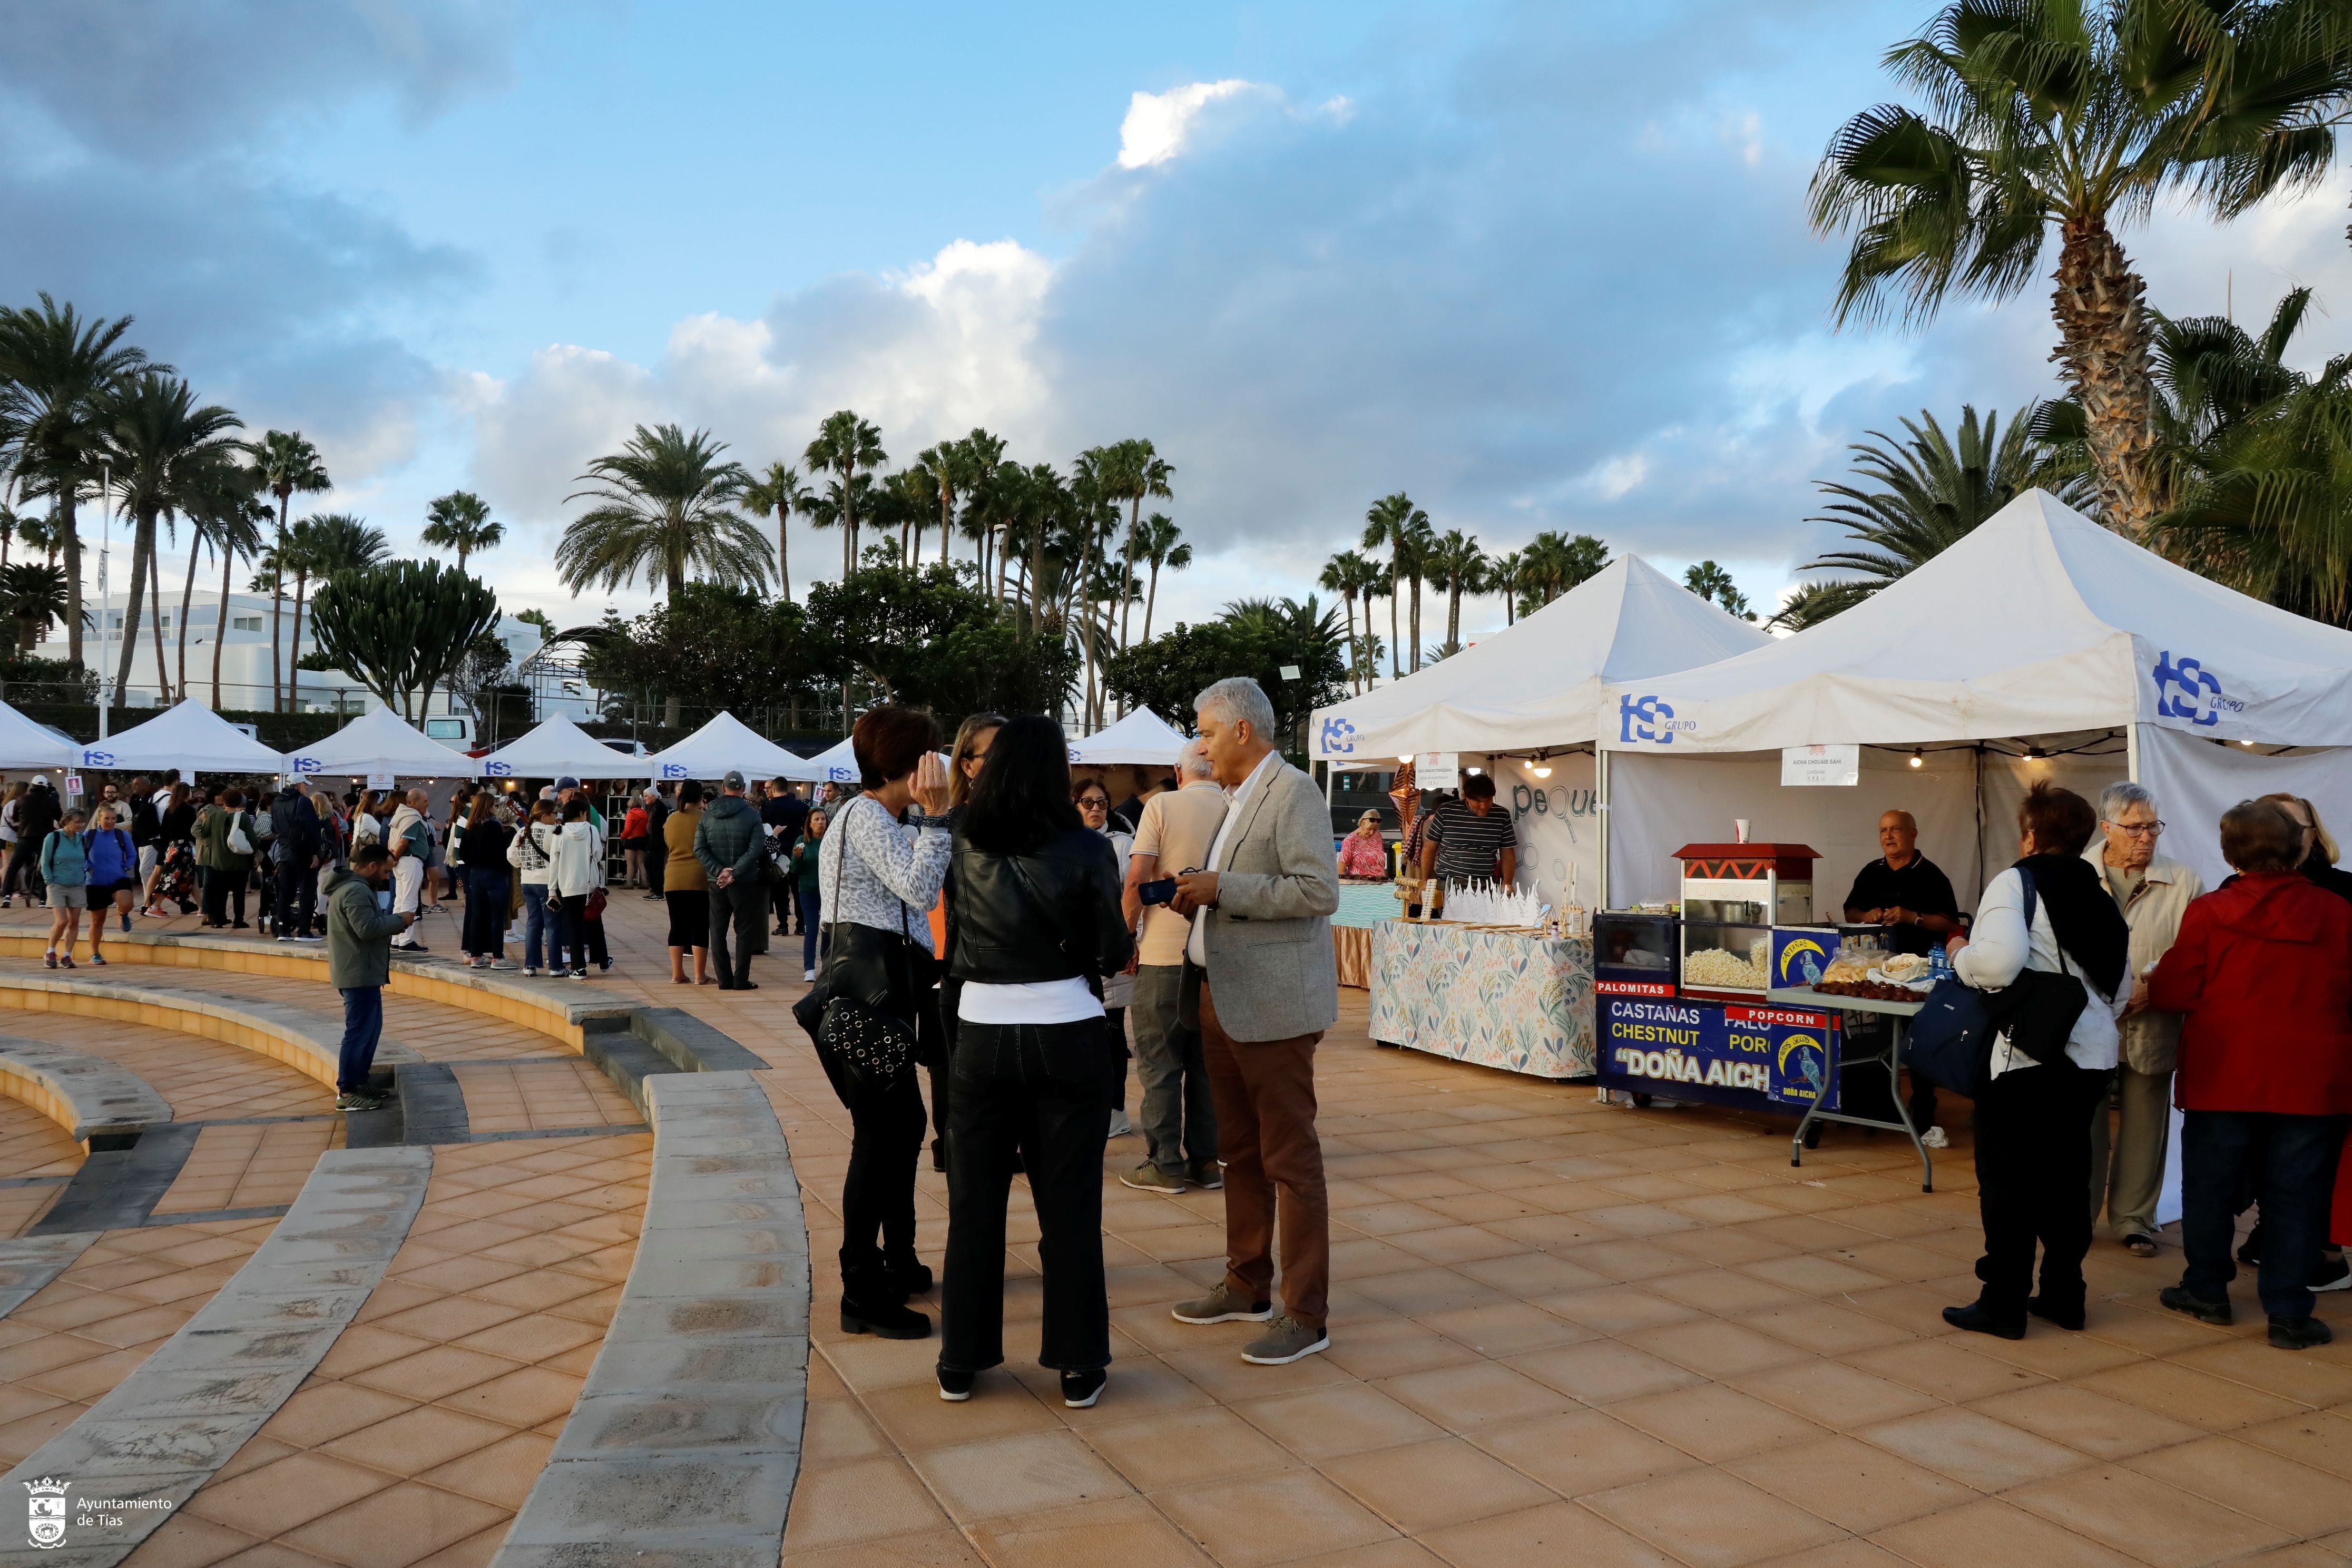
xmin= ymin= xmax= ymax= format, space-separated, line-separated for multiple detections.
xmin=5 ymin=0 xmax=2348 ymax=640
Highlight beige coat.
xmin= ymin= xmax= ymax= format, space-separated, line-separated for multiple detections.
xmin=2082 ymin=845 xmax=2204 ymax=1074
xmin=1198 ymin=758 xmax=1341 ymax=1042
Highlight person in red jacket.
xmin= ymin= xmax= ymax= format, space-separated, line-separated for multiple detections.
xmin=2153 ymin=798 xmax=2352 ymax=1349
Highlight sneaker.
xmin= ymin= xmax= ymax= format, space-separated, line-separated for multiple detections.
xmin=295 ymin=933 xmax=322 ymax=944
xmin=1241 ymin=1315 xmax=1330 ymax=1365
xmin=1171 ymin=1283 xmax=1272 ymax=1326
xmin=394 ymin=944 xmax=429 ymax=957
xmin=937 ymin=1366 xmax=974 ymax=1403
xmin=1919 ymin=1124 xmax=1949 ymax=1150
xmin=1187 ymin=1159 xmax=1223 ymax=1191
xmin=2160 ymin=1285 xmax=2233 ymax=1326
xmin=87 ymin=953 xmax=106 ymax=966
xmin=489 ymin=958 xmax=518 ymax=971
xmin=118 ymin=914 xmax=129 ymax=933
xmin=1106 ymin=1109 xmax=1134 ymax=1138
xmin=2313 ymin=1257 xmax=2352 ymax=1293
xmin=570 ymin=969 xmax=589 ymax=980
xmin=334 ymin=1091 xmax=385 ymax=1112
xmin=803 ymin=968 xmax=816 ymax=982
xmin=2270 ymin=1315 xmax=2334 ymax=1350
xmin=41 ymin=952 xmax=55 ymax=969
xmin=1060 ymin=1368 xmax=1106 ymax=1408
xmin=57 ymin=955 xmax=73 ymax=969
xmin=1121 ymin=1162 xmax=1185 ymax=1195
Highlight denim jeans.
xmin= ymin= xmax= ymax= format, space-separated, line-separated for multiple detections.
xmin=338 ymin=986 xmax=384 ymax=1093
xmin=1129 ymin=965 xmax=1217 ymax=1175
xmin=941 ymin=1018 xmax=1113 ymax=1373
xmin=2182 ymin=1109 xmax=2348 ymax=1321
xmin=1971 ymin=1062 xmax=2108 ymax=1320
xmin=522 ymin=883 xmax=563 ymax=971
xmin=557 ymin=894 xmax=607 ymax=972
xmin=798 ymin=889 xmax=821 ymax=971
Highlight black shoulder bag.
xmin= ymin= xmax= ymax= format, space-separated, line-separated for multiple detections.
xmin=1907 ymin=869 xmax=2093 ymax=1096
xmin=792 ymin=797 xmax=921 ymax=1097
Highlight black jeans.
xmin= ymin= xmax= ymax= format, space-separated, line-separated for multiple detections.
xmin=555 ymin=894 xmax=608 ymax=971
xmin=709 ymin=880 xmax=761 ymax=986
xmin=2182 ymin=1109 xmax=2347 ymax=1321
xmin=942 ymin=1018 xmax=1113 ymax=1374
xmin=462 ymin=868 xmax=509 ymax=956
xmin=202 ymin=864 xmax=247 ymax=926
xmin=1971 ymin=1060 xmax=2109 ymax=1320
xmin=818 ymin=1049 xmax=928 ymax=1292
xmin=276 ymin=857 xmax=316 ymax=936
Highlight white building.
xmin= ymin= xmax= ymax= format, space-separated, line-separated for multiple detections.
xmin=38 ymin=592 xmax=599 ymax=743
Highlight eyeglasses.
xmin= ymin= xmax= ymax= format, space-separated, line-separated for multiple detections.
xmin=1077 ymin=797 xmax=1110 ymax=810
xmin=2106 ymin=820 xmax=2165 ymax=837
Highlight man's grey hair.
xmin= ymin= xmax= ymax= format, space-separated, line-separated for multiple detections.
xmin=1195 ymin=677 xmax=1277 ymax=741
xmin=1177 ymin=738 xmax=1216 ymax=779
xmin=2099 ymin=780 xmax=2157 ymax=821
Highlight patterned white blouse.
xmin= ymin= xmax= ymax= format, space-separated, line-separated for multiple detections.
xmin=814 ymin=795 xmax=950 ymax=953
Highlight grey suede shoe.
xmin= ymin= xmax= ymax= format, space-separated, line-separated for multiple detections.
xmin=1171 ymin=1283 xmax=1271 ymax=1325
xmin=1241 ymin=1315 xmax=1330 ymax=1365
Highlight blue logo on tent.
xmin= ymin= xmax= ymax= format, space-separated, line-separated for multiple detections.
xmin=827 ymin=766 xmax=856 ymax=782
xmin=1318 ymin=716 xmax=1357 ymax=755
xmin=660 ymin=762 xmax=689 ymax=781
xmin=485 ymin=760 xmax=513 ymax=778
xmin=1618 ymin=694 xmax=1686 ymax=744
xmin=291 ymin=757 xmax=322 ymax=773
xmin=81 ymin=749 xmax=113 ymax=769
xmin=2151 ymin=650 xmax=2237 ymax=727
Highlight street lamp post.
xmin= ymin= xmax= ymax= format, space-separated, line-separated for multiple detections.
xmin=96 ymin=463 xmax=112 ymax=743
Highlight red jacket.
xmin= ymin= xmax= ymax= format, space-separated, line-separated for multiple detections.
xmin=2151 ymin=871 xmax=2352 ymax=1115
xmin=621 ymin=807 xmax=650 ymax=841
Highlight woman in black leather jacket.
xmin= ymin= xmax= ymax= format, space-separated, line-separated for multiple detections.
xmin=936 ymin=715 xmax=1133 ymax=1409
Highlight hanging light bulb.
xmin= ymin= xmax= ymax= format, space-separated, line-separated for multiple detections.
xmin=1908 ymin=748 xmax=1923 ymax=769
xmin=1532 ymin=763 xmax=1552 ymax=778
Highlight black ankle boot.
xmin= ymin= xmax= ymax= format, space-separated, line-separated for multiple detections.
xmin=841 ymin=1278 xmax=931 ymax=1339
xmin=2026 ymin=1294 xmax=2085 ymax=1330
xmin=1942 ymin=1298 xmax=2026 ymax=1340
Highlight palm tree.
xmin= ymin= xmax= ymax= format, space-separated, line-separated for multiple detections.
xmin=1395 ymin=509 xmax=1435 ymax=671
xmin=1520 ymin=531 xmax=1611 ymax=610
xmin=1319 ymin=549 xmax=1390 ymax=693
xmin=0 ymin=563 xmax=68 ymax=654
xmin=205 ymin=495 xmax=268 ymax=708
xmin=1810 ymin=1 xmax=2352 ymax=537
xmin=286 ymin=513 xmax=387 ymax=704
xmin=739 ymin=462 xmax=807 ymax=600
xmin=954 ymin=429 xmax=1010 ymax=583
xmin=244 ymin=430 xmax=330 ymax=710
xmin=558 ymin=424 xmax=765 ymax=599
xmin=798 ymin=471 xmax=876 ymax=580
xmin=170 ymin=449 xmax=255 ymax=701
xmin=1487 ymin=549 xmax=1525 ymax=625
xmin=1424 ymin=530 xmax=1487 ymax=655
xmin=0 ymin=295 xmax=154 ymax=673
xmin=1132 ymin=513 xmax=1189 ymax=642
xmin=420 ymin=491 xmax=504 ymax=569
xmin=802 ymin=410 xmax=886 ymax=577
xmin=1087 ymin=438 xmax=1173 ymax=651
xmin=101 ymin=373 xmax=242 ymax=703
xmin=1682 ymin=561 xmax=1755 ymax=620
xmin=881 ymin=466 xmax=938 ymax=565
xmin=1796 ymin=403 xmax=2090 ymax=622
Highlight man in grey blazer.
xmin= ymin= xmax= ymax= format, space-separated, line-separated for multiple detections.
xmin=1167 ymin=677 xmax=1342 ymax=1365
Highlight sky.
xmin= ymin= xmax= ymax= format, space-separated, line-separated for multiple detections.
xmin=5 ymin=0 xmax=2351 ymax=650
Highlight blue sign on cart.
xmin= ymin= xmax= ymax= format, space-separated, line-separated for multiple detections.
xmin=1598 ymin=997 xmax=1840 ymax=1113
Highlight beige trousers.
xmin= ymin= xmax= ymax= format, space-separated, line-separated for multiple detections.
xmin=2089 ymin=1065 xmax=2173 ymax=1239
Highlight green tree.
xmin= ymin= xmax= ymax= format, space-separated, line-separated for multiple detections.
xmin=1518 ymin=530 xmax=1611 ymax=613
xmin=558 ymin=423 xmax=765 ymax=599
xmin=1319 ymin=549 xmax=1384 ymax=693
xmin=100 ymin=372 xmax=242 ymax=703
xmin=243 ymin=429 xmax=330 ymax=711
xmin=1360 ymin=493 xmax=1428 ymax=678
xmin=286 ymin=513 xmax=387 ymax=703
xmin=515 ymin=607 xmax=557 ymax=640
xmin=0 ymin=295 xmax=155 ymax=673
xmin=1424 ymin=528 xmax=1487 ymax=655
xmin=1487 ymin=549 xmax=1525 ymax=625
xmin=1132 ymin=512 xmax=1190 ymax=643
xmin=805 ymin=563 xmax=1078 ymax=722
xmin=582 ymin=583 xmax=826 ymax=725
xmin=308 ymin=560 xmax=501 ymax=722
xmin=0 ymin=563 xmax=69 ymax=653
xmin=1811 ymin=0 xmax=2352 ymax=537
xmin=739 ymin=462 xmax=807 ymax=602
xmin=1682 ymin=561 xmax=1756 ymax=620
xmin=420 ymin=490 xmax=504 ymax=568
xmin=1105 ymin=596 xmax=1346 ymax=757
xmin=167 ymin=449 xmax=261 ymax=704
xmin=802 ymin=409 xmax=886 ymax=577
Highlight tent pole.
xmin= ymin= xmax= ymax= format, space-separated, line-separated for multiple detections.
xmin=2126 ymin=723 xmax=2140 ymax=785
xmin=1596 ymin=748 xmax=1611 ymax=912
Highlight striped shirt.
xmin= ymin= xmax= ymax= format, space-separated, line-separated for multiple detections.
xmin=1426 ymin=799 xmax=1517 ymax=882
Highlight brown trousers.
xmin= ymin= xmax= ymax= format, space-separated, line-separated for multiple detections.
xmin=1200 ymin=982 xmax=1329 ymax=1327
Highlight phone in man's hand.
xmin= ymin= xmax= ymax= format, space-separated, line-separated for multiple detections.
xmin=1138 ymin=877 xmax=1179 ymax=906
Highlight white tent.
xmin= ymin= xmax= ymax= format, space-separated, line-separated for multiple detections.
xmin=477 ymin=714 xmax=650 ymax=781
xmin=0 ymin=699 xmax=77 ymax=771
xmin=285 ymin=706 xmax=483 ymax=781
xmin=646 ymin=712 xmax=818 ymax=783
xmin=1310 ymin=555 xmax=1772 ymax=761
xmin=799 ymin=737 xmax=861 ymax=786
xmin=1069 ymin=708 xmax=1189 ymax=766
xmin=77 ymin=698 xmax=286 ymax=775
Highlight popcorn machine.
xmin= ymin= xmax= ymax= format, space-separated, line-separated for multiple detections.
xmin=1671 ymin=842 xmax=1818 ymax=1001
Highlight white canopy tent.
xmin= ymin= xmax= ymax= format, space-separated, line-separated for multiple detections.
xmin=1309 ymin=555 xmax=1772 ymax=762
xmin=285 ymin=705 xmax=483 ymax=781
xmin=477 ymin=714 xmax=650 ymax=781
xmin=1069 ymin=708 xmax=1189 ymax=766
xmin=0 ymin=699 xmax=77 ymax=771
xmin=77 ymin=699 xmax=287 ymax=776
xmin=1597 ymin=489 xmax=2352 ymax=899
xmin=799 ymin=737 xmax=860 ymax=786
xmin=646 ymin=712 xmax=819 ymax=783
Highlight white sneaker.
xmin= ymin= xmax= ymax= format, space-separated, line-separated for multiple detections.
xmin=803 ymin=968 xmax=816 ymax=982
xmin=1106 ymin=1110 xmax=1134 ymax=1138
xmin=1920 ymin=1125 xmax=1949 ymax=1150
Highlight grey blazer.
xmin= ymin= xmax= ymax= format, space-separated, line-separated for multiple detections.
xmin=1202 ymin=758 xmax=1341 ymax=1042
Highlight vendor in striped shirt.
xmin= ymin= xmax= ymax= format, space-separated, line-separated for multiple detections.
xmin=1419 ymin=773 xmax=1518 ymax=888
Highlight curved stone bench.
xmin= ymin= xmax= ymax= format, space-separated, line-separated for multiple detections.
xmin=495 ymin=1071 xmax=806 ymax=1568
xmin=0 ymin=1230 xmax=102 ymax=1319
xmin=0 ymin=973 xmax=422 ymax=1093
xmin=1 ymin=1144 xmax=433 ymax=1567
xmin=0 ymin=1036 xmax=172 ymax=1149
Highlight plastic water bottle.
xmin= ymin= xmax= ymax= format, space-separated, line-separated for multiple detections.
xmin=1928 ymin=942 xmax=1953 ymax=984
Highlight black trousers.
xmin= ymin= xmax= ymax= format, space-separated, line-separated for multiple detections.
xmin=202 ymin=865 xmax=246 ymax=926
xmin=276 ymin=857 xmax=317 ymax=936
xmin=941 ymin=1018 xmax=1113 ymax=1374
xmin=818 ymin=1049 xmax=928 ymax=1290
xmin=1972 ymin=1060 xmax=2109 ymax=1319
xmin=709 ymin=880 xmax=761 ymax=986
xmin=556 ymin=894 xmax=608 ymax=971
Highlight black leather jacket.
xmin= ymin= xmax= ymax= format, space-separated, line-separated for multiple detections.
xmin=947 ymin=826 xmax=1132 ymax=991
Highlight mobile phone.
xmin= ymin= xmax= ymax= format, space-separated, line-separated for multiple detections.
xmin=1139 ymin=877 xmax=1178 ymax=906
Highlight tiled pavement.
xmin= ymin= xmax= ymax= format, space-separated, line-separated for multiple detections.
xmin=3 ymin=894 xmax=2352 ymax=1564
xmin=0 ymin=1092 xmax=80 ymax=1233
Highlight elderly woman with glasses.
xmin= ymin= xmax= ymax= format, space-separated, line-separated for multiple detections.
xmin=2086 ymin=781 xmax=2205 ymax=1258
xmin=1338 ymin=810 xmax=1389 ymax=880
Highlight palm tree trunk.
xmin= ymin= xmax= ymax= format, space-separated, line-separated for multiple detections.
xmin=939 ymin=491 xmax=952 ymax=569
xmin=2052 ymin=212 xmax=2161 ymax=537
xmin=1341 ymin=592 xmax=1358 ymax=694
xmin=1144 ymin=560 xmax=1162 ymax=642
xmin=60 ymin=495 xmax=82 ymax=673
xmin=114 ymin=511 xmax=152 ymax=699
xmin=288 ymin=570 xmax=310 ymax=713
xmin=269 ymin=493 xmax=289 ymax=712
xmin=149 ymin=543 xmax=169 ymax=703
xmin=778 ymin=512 xmax=791 ymax=603
xmin=211 ymin=543 xmax=232 ymax=709
xmin=1409 ymin=572 xmax=1423 ymax=672
xmin=1447 ymin=583 xmax=1462 ymax=650
xmin=175 ymin=534 xmax=201 ymax=701
xmin=1387 ymin=548 xmax=1401 ymax=680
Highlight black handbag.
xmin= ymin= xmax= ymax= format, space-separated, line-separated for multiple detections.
xmin=792 ymin=798 xmax=922 ymax=1097
xmin=1907 ymin=869 xmax=2094 ymax=1096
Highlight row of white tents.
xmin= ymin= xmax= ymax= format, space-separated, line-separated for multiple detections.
xmin=0 ymin=680 xmax=1198 ymax=789
xmin=1309 ymin=489 xmax=2352 ymax=900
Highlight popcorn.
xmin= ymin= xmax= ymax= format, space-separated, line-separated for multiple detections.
xmin=1682 ymin=937 xmax=1770 ymax=990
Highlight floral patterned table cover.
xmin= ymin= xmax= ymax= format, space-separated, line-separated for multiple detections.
xmin=1369 ymin=919 xmax=1596 ymax=1080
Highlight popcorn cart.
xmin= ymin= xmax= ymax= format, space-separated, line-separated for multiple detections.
xmin=1671 ymin=842 xmax=1818 ymax=1002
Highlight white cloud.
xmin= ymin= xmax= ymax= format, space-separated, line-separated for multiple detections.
xmin=1116 ymin=80 xmax=1258 ymax=169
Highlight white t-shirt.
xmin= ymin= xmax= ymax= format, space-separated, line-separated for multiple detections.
xmin=957 ymin=976 xmax=1104 ymax=1025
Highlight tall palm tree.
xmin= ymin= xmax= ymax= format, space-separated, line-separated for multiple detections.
xmin=1360 ymin=493 xmax=1418 ymax=679
xmin=1131 ymin=512 xmax=1189 ymax=643
xmin=286 ymin=513 xmax=387 ymax=703
xmin=883 ymin=466 xmax=938 ymax=565
xmin=1810 ymin=0 xmax=2352 ymax=537
xmin=0 ymin=295 xmax=154 ymax=673
xmin=739 ymin=462 xmax=807 ymax=600
xmin=1682 ymin=561 xmax=1755 ymax=620
xmin=953 ymin=428 xmax=1010 ymax=582
xmin=170 ymin=448 xmax=256 ymax=701
xmin=0 ymin=563 xmax=68 ymax=654
xmin=798 ymin=471 xmax=876 ymax=579
xmin=101 ymin=373 xmax=242 ymax=703
xmin=244 ymin=430 xmax=330 ymax=710
xmin=1488 ymin=549 xmax=1525 ymax=626
xmin=205 ymin=495 xmax=267 ymax=709
xmin=419 ymin=490 xmax=503 ymax=569
xmin=1319 ymin=549 xmax=1386 ymax=693
xmin=1087 ymin=438 xmax=1173 ymax=651
xmin=1395 ymin=509 xmax=1435 ymax=671
xmin=557 ymin=424 xmax=765 ymax=599
xmin=802 ymin=410 xmax=886 ymax=577
xmin=1520 ymin=530 xmax=1610 ymax=610
xmin=1424 ymin=530 xmax=1487 ymax=655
